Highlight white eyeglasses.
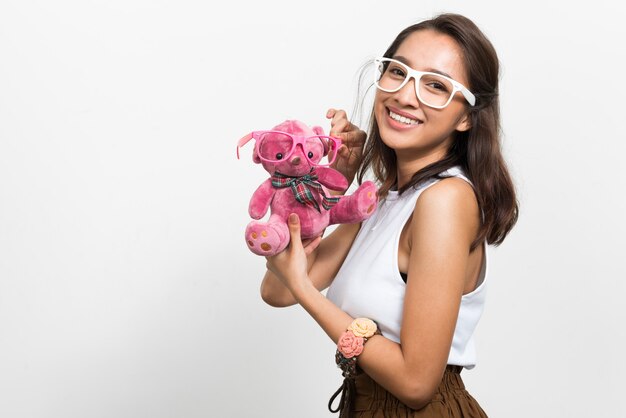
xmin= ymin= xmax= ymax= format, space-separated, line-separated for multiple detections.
xmin=373 ymin=57 xmax=476 ymax=109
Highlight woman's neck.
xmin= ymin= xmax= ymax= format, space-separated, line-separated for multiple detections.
xmin=395 ymin=148 xmax=448 ymax=189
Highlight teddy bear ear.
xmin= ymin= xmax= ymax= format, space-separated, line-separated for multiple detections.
xmin=252 ymin=147 xmax=261 ymax=164
xmin=312 ymin=125 xmax=325 ymax=136
xmin=311 ymin=125 xmax=331 ymax=155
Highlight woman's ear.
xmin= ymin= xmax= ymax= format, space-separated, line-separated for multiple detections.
xmin=455 ymin=112 xmax=472 ymax=132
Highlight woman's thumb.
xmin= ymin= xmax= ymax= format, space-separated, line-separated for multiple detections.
xmin=288 ymin=213 xmax=302 ymax=246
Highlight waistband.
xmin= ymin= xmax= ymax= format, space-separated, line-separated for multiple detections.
xmin=353 ymin=365 xmax=466 ymax=412
xmin=329 ymin=365 xmax=465 ymax=417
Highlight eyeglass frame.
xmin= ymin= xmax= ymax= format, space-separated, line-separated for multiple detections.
xmin=237 ymin=130 xmax=342 ymax=167
xmin=373 ymin=57 xmax=476 ymax=109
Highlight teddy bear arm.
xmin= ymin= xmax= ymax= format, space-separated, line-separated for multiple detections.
xmin=314 ymin=167 xmax=349 ymax=191
xmin=249 ymin=178 xmax=275 ymax=219
xmin=328 ymin=181 xmax=378 ymax=225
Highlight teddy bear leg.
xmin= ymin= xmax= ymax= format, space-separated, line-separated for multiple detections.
xmin=245 ymin=214 xmax=289 ymax=256
xmin=329 ymin=181 xmax=378 ymax=224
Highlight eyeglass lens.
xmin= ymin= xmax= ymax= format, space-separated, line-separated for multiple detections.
xmin=257 ymin=132 xmax=335 ymax=165
xmin=375 ymin=59 xmax=455 ymax=107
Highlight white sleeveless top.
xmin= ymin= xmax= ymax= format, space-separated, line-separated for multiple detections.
xmin=326 ymin=166 xmax=487 ymax=369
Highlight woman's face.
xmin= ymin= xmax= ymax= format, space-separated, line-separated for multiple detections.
xmin=374 ymin=29 xmax=472 ymax=161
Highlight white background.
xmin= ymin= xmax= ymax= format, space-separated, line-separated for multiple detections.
xmin=1 ymin=1 xmax=625 ymax=417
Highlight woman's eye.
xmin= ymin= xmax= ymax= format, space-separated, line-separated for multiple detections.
xmin=308 ymin=151 xmax=314 ymax=159
xmin=275 ymin=153 xmax=283 ymax=160
xmin=390 ymin=67 xmax=406 ymax=78
xmin=427 ymin=81 xmax=448 ymax=92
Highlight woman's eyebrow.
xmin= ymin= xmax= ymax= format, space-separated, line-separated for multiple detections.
xmin=393 ymin=55 xmax=454 ymax=79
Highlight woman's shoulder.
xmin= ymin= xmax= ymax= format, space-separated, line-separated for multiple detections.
xmin=418 ymin=176 xmax=478 ymax=213
xmin=418 ymin=165 xmax=476 ymax=203
xmin=412 ymin=175 xmax=480 ymax=239
xmin=440 ymin=165 xmax=472 ymax=186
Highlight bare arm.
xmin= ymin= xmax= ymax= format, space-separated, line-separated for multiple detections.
xmin=260 ymin=222 xmax=360 ymax=307
xmin=357 ymin=178 xmax=480 ymax=407
xmin=266 ymin=178 xmax=480 ymax=409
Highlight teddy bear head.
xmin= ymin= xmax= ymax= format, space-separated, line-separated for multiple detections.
xmin=253 ymin=120 xmax=329 ymax=177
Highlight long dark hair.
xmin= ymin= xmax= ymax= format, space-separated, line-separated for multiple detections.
xmin=356 ymin=13 xmax=518 ymax=249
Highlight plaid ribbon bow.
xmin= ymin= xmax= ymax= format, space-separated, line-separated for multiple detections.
xmin=271 ymin=169 xmax=340 ymax=213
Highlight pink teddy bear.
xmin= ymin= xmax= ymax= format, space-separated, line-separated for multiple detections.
xmin=238 ymin=119 xmax=378 ymax=256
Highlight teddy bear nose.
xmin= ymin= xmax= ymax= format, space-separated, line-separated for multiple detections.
xmin=290 ymin=156 xmax=301 ymax=165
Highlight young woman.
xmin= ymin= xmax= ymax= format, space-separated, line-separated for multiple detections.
xmin=260 ymin=13 xmax=518 ymax=417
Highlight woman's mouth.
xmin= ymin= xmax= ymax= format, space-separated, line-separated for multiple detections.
xmin=386 ymin=108 xmax=422 ymax=128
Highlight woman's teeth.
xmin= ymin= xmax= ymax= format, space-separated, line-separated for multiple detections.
xmin=389 ymin=110 xmax=420 ymax=125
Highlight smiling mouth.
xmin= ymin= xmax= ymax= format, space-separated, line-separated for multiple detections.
xmin=388 ymin=109 xmax=422 ymax=126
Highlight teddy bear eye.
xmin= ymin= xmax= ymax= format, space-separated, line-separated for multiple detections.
xmin=275 ymin=153 xmax=283 ymax=160
xmin=308 ymin=151 xmax=314 ymax=159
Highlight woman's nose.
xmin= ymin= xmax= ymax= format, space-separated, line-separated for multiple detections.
xmin=396 ymin=77 xmax=420 ymax=107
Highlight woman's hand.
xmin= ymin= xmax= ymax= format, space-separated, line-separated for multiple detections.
xmin=326 ymin=108 xmax=366 ymax=186
xmin=265 ymin=214 xmax=321 ymax=296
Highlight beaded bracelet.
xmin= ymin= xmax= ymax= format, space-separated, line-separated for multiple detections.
xmin=329 ymin=318 xmax=382 ymax=415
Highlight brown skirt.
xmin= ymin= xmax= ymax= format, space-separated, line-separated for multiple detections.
xmin=349 ymin=365 xmax=488 ymax=417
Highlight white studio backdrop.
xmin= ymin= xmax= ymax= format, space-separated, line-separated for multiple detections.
xmin=1 ymin=1 xmax=625 ymax=417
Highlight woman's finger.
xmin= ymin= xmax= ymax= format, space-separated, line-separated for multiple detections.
xmin=327 ymin=109 xmax=349 ymax=135
xmin=326 ymin=108 xmax=346 ymax=120
xmin=287 ymin=213 xmax=303 ymax=252
xmin=330 ymin=120 xmax=349 ymax=137
xmin=303 ymin=235 xmax=322 ymax=255
xmin=335 ymin=129 xmax=366 ymax=147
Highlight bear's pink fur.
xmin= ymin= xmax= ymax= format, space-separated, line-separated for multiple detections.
xmin=244 ymin=120 xmax=378 ymax=256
